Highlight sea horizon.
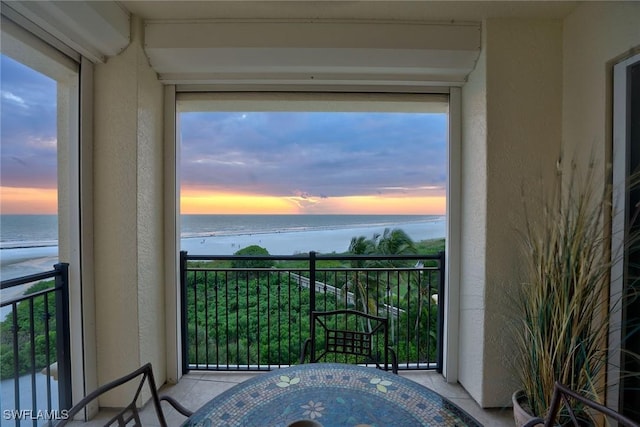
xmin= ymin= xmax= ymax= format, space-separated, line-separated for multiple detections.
xmin=1 ymin=213 xmax=445 ymax=248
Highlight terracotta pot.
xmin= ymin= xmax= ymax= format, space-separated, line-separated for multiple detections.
xmin=512 ymin=390 xmax=543 ymax=427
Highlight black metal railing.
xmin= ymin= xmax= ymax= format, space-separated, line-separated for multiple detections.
xmin=0 ymin=264 xmax=72 ymax=425
xmin=180 ymin=251 xmax=445 ymax=373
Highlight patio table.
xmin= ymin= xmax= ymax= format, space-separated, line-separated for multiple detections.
xmin=181 ymin=363 xmax=483 ymax=427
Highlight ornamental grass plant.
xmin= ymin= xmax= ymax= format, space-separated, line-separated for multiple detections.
xmin=514 ymin=156 xmax=631 ymax=425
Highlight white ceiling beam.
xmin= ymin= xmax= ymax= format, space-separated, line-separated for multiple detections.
xmin=6 ymin=1 xmax=130 ymax=63
xmin=144 ymin=20 xmax=481 ymax=87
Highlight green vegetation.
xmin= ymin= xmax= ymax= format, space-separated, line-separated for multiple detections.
xmin=231 ymin=245 xmax=275 ymax=269
xmin=186 ymin=230 xmax=445 ymax=368
xmin=187 ymin=272 xmax=339 ymax=366
xmin=415 ymin=238 xmax=445 ymax=255
xmin=0 ymin=280 xmax=58 ymax=379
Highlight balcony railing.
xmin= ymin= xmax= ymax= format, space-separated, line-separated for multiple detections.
xmin=180 ymin=251 xmax=445 ymax=373
xmin=0 ymin=263 xmax=72 ymax=425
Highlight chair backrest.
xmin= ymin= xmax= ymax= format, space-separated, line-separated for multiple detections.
xmin=525 ymin=382 xmax=640 ymax=427
xmin=56 ymin=363 xmax=168 ymax=427
xmin=301 ymin=309 xmax=397 ymax=373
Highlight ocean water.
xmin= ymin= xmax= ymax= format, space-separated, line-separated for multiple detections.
xmin=181 ymin=214 xmax=440 ymax=238
xmin=0 ymin=214 xmax=446 ymax=280
xmin=0 ymin=215 xmax=58 ymax=249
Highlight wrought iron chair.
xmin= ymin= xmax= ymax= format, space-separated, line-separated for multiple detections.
xmin=521 ymin=382 xmax=639 ymax=427
xmin=56 ymin=362 xmax=193 ymax=426
xmin=299 ymin=309 xmax=398 ymax=374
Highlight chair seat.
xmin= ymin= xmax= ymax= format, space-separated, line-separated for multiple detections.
xmin=299 ymin=309 xmax=398 ymax=374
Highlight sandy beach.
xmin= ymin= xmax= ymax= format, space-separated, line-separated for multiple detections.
xmin=0 ymin=246 xmax=59 ymax=282
xmin=181 ymin=219 xmax=445 ymax=255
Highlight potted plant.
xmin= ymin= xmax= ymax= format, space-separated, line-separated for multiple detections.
xmin=511 ymin=157 xmax=624 ymax=426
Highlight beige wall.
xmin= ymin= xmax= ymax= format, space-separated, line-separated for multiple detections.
xmin=135 ymin=22 xmax=166 ymax=382
xmin=92 ymin=16 xmax=165 ymax=405
xmin=562 ymin=2 xmax=640 ymax=170
xmin=484 ymin=18 xmax=563 ymax=407
xmin=460 ymin=18 xmax=563 ymax=407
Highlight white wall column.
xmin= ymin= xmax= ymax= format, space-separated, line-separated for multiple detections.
xmin=92 ymin=14 xmax=165 ymax=405
xmin=459 ymin=18 xmax=563 ymax=407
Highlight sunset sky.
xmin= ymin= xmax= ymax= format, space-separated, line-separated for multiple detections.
xmin=179 ymin=111 xmax=447 ymax=215
xmin=1 ymin=53 xmax=448 ymax=215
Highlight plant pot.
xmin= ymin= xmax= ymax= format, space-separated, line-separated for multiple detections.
xmin=512 ymin=390 xmax=543 ymax=427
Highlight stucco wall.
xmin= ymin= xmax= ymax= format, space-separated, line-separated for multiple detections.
xmin=484 ymin=18 xmax=563 ymax=407
xmin=135 ymin=23 xmax=166 ymax=383
xmin=460 ymin=18 xmax=563 ymax=407
xmin=93 ymin=16 xmax=165 ymax=405
xmin=562 ymin=2 xmax=640 ymax=169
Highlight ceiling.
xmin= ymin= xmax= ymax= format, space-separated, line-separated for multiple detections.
xmin=118 ymin=1 xmax=580 ymax=22
xmin=2 ymin=0 xmax=580 ymax=89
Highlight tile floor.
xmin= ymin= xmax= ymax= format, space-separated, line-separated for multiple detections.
xmin=68 ymin=370 xmax=516 ymax=426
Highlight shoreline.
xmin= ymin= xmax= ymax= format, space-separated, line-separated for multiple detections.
xmin=1 ymin=219 xmax=446 ymax=280
xmin=181 ymin=219 xmax=445 ymax=256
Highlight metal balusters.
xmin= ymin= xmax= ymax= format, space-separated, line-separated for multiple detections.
xmin=180 ymin=252 xmax=444 ymax=372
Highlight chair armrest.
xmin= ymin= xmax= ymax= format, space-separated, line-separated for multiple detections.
xmin=299 ymin=338 xmax=311 ymax=364
xmin=160 ymin=395 xmax=194 ymax=417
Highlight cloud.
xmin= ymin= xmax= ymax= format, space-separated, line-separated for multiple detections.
xmin=1 ymin=90 xmax=28 ymax=107
xmin=180 ymin=111 xmax=447 ymax=201
xmin=1 ymin=54 xmax=58 ymax=189
xmin=287 ymin=194 xmax=322 ymax=210
xmin=378 ymin=185 xmax=444 ymax=193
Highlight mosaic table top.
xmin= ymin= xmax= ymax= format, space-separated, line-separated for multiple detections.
xmin=182 ymin=363 xmax=483 ymax=427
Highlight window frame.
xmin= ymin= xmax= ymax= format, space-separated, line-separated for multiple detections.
xmin=1 ymin=11 xmax=92 ymax=411
xmin=609 ymin=51 xmax=640 ymax=414
xmin=164 ymin=88 xmax=462 ymax=382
